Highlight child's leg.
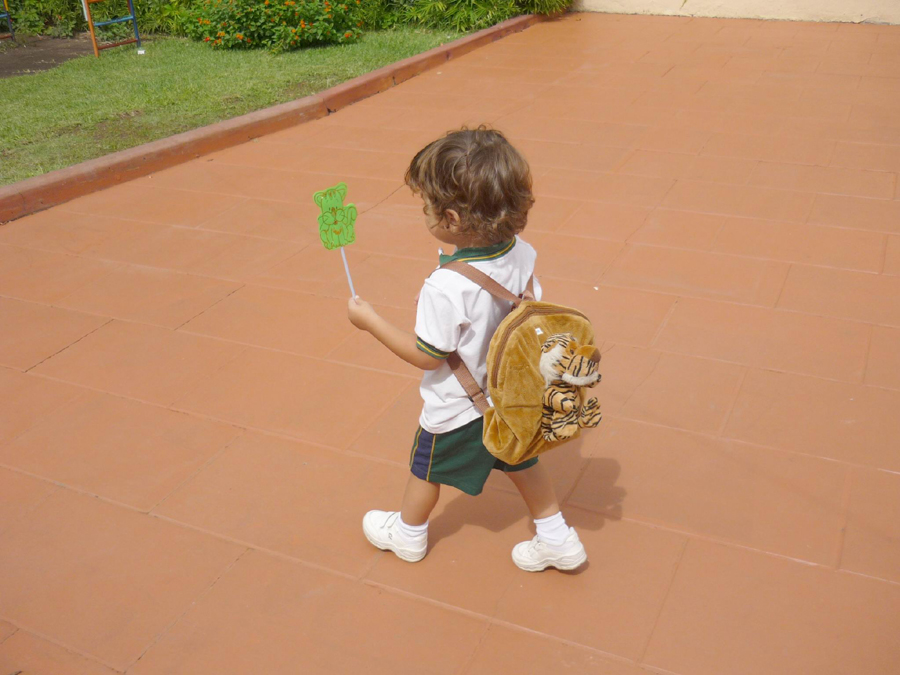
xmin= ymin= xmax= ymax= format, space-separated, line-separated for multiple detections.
xmin=505 ymin=462 xmax=559 ymax=519
xmin=362 ymin=473 xmax=436 ymax=563
xmin=400 ymin=473 xmax=440 ymax=525
xmin=506 ymin=462 xmax=587 ymax=571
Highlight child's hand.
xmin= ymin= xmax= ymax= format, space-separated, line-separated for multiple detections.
xmin=348 ymin=296 xmax=379 ymax=332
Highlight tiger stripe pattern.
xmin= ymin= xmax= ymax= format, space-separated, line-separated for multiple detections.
xmin=539 ymin=333 xmax=602 ymax=443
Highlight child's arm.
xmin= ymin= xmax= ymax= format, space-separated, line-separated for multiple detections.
xmin=348 ymin=297 xmax=443 ymax=371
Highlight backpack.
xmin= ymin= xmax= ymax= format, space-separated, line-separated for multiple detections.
xmin=441 ymin=260 xmax=601 ymax=465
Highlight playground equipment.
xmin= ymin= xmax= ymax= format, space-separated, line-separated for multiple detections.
xmin=0 ymin=0 xmax=14 ymax=41
xmin=82 ymin=0 xmax=142 ymax=57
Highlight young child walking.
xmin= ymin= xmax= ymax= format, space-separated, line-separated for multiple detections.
xmin=347 ymin=127 xmax=586 ymax=572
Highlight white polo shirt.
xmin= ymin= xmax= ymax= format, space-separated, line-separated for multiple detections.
xmin=415 ymin=236 xmax=542 ymax=434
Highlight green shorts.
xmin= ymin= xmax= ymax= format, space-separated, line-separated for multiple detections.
xmin=408 ymin=417 xmax=538 ymax=496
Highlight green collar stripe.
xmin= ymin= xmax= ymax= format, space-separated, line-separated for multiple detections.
xmin=416 ymin=338 xmax=450 ymax=359
xmin=439 ymin=239 xmax=516 ymax=265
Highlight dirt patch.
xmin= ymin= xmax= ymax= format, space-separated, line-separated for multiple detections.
xmin=0 ymin=34 xmax=94 ymax=78
xmin=93 ymin=110 xmax=144 ymax=143
xmin=281 ymin=81 xmax=312 ymax=99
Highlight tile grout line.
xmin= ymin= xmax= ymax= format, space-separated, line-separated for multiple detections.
xmin=832 ymin=469 xmax=855 ymax=571
xmin=860 ymin=321 xmax=876 ymax=386
xmin=340 ymin=378 xmax=419 ymax=454
xmin=360 ymin=576 xmax=647 ymax=670
xmin=0 ymin=462 xmax=174 ymax=518
xmin=607 ymin=409 xmax=900 ymax=475
xmin=144 ymin=512 xmax=360 ymax=582
xmin=0 ymin=626 xmax=17 ymax=647
xmin=0 ymin=483 xmax=62 ymax=542
xmin=18 ymin=355 xmax=900 ymax=482
xmin=13 ymin=406 xmax=890 ymax=584
xmin=171 ymin=282 xmax=247 ymax=332
xmin=564 ymin=500 xmax=900 ymax=586
xmin=486 ymin=616 xmax=667 ymax=673
xmin=7 ymin=460 xmax=898 ymax=660
xmin=8 ymin=369 xmax=414 ymax=473
xmin=559 ymin=457 xmax=592 ymax=508
xmin=637 ymin=537 xmax=690 ymax=666
xmin=358 ymin=183 xmax=406 ymax=217
xmin=23 ymin=319 xmax=115 ymax=375
xmin=0 ymin=616 xmax=126 ymax=673
xmin=715 ymin=366 xmax=749 ymax=438
xmin=648 ymin=297 xmax=680 ymax=349
xmin=188 ymin=194 xmax=249 ymax=231
xmin=7 ymin=249 xmax=898 ymax=343
xmin=163 ymin=327 xmax=420 ymax=382
xmin=146 ymin=430 xmax=246 ymax=515
xmin=8 ymin=202 xmax=900 ymax=268
xmin=452 ymin=621 xmax=494 ymax=675
xmin=771 ymin=262 xmax=792 ymax=308
xmin=123 ymin=547 xmax=252 ymax=674
xmin=618 ymin=352 xmax=664 ymax=411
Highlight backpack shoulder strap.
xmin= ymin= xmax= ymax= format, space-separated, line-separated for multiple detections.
xmin=440 ymin=260 xmax=523 ymax=306
xmin=437 ymin=260 xmax=535 ymax=415
xmin=447 ymin=353 xmax=490 ymax=414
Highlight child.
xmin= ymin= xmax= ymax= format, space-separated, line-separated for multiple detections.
xmin=347 ymin=127 xmax=586 ymax=572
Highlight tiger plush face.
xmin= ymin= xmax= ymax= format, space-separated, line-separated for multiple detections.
xmin=539 ymin=333 xmax=601 ymax=387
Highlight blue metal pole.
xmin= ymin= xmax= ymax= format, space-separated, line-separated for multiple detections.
xmin=126 ymin=0 xmax=141 ymax=47
xmin=1 ymin=0 xmax=14 ymax=40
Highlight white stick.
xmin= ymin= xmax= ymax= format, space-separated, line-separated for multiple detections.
xmin=340 ymin=247 xmax=356 ymax=297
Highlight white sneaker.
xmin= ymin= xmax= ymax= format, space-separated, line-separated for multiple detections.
xmin=362 ymin=510 xmax=427 ymax=563
xmin=512 ymin=528 xmax=587 ymax=572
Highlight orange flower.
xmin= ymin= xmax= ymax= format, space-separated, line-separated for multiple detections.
xmin=236 ymin=33 xmax=243 ymax=39
xmin=204 ymin=36 xmax=211 ymax=41
xmin=344 ymin=31 xmax=351 ymax=38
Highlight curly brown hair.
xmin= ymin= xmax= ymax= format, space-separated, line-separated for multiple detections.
xmin=405 ymin=126 xmax=534 ymax=245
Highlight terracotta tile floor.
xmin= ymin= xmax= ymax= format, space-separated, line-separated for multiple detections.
xmin=1 ymin=12 xmax=899 ymax=674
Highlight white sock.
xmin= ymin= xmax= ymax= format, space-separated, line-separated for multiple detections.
xmin=397 ymin=516 xmax=428 ymax=541
xmin=534 ymin=512 xmax=570 ymax=546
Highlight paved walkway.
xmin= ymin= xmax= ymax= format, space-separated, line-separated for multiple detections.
xmin=2 ymin=12 xmax=899 ymax=675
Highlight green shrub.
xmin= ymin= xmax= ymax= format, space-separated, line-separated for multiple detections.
xmin=358 ymin=0 xmax=409 ymax=29
xmin=9 ymin=0 xmax=81 ymax=36
xmin=405 ymin=0 xmax=517 ymax=32
xmin=365 ymin=0 xmax=571 ymax=33
xmin=519 ymin=0 xmax=570 ymax=14
xmin=186 ymin=0 xmax=361 ymax=52
xmin=8 ymin=0 xmax=196 ymax=37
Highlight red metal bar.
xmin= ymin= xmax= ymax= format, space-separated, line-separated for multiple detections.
xmin=97 ymin=37 xmax=137 ymax=51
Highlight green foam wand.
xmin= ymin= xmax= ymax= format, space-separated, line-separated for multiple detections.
xmin=314 ymin=182 xmax=357 ymax=297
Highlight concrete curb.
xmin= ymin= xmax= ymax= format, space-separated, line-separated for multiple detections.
xmin=0 ymin=14 xmax=547 ymax=223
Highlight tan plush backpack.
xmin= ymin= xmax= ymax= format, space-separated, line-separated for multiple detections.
xmin=441 ymin=261 xmax=601 ymax=465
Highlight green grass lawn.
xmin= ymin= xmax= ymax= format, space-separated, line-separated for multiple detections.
xmin=0 ymin=28 xmax=458 ymax=186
